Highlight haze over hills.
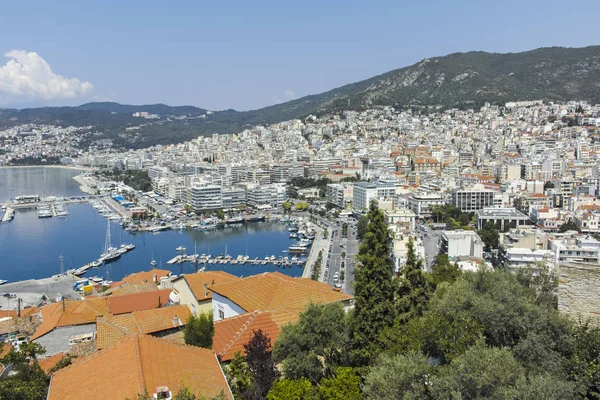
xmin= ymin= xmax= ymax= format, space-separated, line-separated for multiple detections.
xmin=1 ymin=45 xmax=599 ymax=148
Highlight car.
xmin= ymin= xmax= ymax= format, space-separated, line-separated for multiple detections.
xmin=334 ymin=282 xmax=343 ymax=289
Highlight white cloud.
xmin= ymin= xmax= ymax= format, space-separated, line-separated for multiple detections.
xmin=270 ymin=90 xmax=298 ymax=105
xmin=0 ymin=50 xmax=93 ymax=101
xmin=283 ymin=90 xmax=297 ymax=100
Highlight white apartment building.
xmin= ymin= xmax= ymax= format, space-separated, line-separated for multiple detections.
xmin=222 ymin=187 xmax=246 ymax=209
xmin=440 ymin=230 xmax=484 ymax=259
xmin=452 ymin=187 xmax=502 ymax=212
xmin=246 ymin=184 xmax=287 ymax=207
xmin=386 ymin=209 xmax=416 ymax=232
xmin=326 ymin=183 xmax=349 ymax=208
xmin=548 ymin=235 xmax=600 ymax=265
xmin=352 ymin=182 xmax=395 ymax=211
xmin=408 ymin=192 xmax=445 ymax=218
xmin=189 ymin=182 xmax=223 ymax=211
xmin=148 ymin=166 xmax=170 ymax=180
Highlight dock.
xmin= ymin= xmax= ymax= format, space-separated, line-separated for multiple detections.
xmin=167 ymin=254 xmax=306 ymax=268
xmin=1 ymin=207 xmax=14 ymax=222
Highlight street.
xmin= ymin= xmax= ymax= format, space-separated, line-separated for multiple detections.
xmin=319 ymin=217 xmax=358 ymax=295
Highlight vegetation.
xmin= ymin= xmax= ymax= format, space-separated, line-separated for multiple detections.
xmin=8 ymin=156 xmax=62 ymax=166
xmin=100 ymin=168 xmax=153 ymax=192
xmin=281 ymin=201 xmax=292 ymax=212
xmin=477 ymin=221 xmax=500 ymax=249
xmin=184 ymin=312 xmax=214 ymax=349
xmin=431 ymin=205 xmax=473 ymax=230
xmin=224 ymin=351 xmax=255 ymax=399
xmin=243 ymin=329 xmax=279 ymax=399
xmin=350 ymin=200 xmax=395 ymax=366
xmin=273 ymin=303 xmax=350 ymax=384
xmin=295 ymin=201 xmax=310 ymax=211
xmin=544 ymin=180 xmax=555 ymax=190
xmin=311 ymin=250 xmax=323 ymax=281
xmin=356 ymin=215 xmax=368 ymax=240
xmin=559 ymin=218 xmax=581 ymax=233
xmin=0 ymin=342 xmax=48 ymax=400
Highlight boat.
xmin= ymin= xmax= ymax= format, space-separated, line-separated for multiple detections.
xmin=289 ymin=245 xmax=308 ymax=254
xmin=226 ymin=216 xmax=245 ymax=225
xmin=100 ymin=220 xmax=122 ymax=264
xmin=151 ymin=252 xmax=157 ymax=267
xmin=289 ymin=232 xmax=298 ymax=239
xmin=0 ymin=279 xmax=7 ymax=285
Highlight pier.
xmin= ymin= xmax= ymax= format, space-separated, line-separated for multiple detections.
xmin=166 ymin=254 xmax=306 ymax=268
xmin=1 ymin=207 xmax=14 ymax=222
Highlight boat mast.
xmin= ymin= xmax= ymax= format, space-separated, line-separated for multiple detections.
xmin=104 ymin=220 xmax=112 ymax=253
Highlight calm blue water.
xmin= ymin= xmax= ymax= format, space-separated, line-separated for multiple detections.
xmin=0 ymin=167 xmax=301 ymax=282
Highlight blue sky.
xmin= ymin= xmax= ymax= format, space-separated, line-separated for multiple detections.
xmin=0 ymin=0 xmax=598 ymax=110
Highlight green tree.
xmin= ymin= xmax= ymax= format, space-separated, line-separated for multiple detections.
xmin=350 ymin=200 xmax=395 ymax=367
xmin=215 ymin=209 xmax=225 ymax=220
xmin=224 ymin=351 xmax=255 ymax=399
xmin=394 ymin=237 xmax=432 ymax=322
xmin=429 ymin=253 xmax=461 ymax=286
xmin=544 ymin=180 xmax=555 ymax=190
xmin=318 ymin=367 xmax=362 ymax=400
xmin=429 ymin=342 xmax=525 ymax=399
xmin=363 ymin=352 xmax=433 ymax=400
xmin=559 ymin=218 xmax=581 ymax=233
xmin=477 ymin=221 xmax=499 ymax=250
xmin=0 ymin=342 xmax=49 ymax=400
xmin=356 ymin=215 xmax=368 ymax=240
xmin=184 ymin=312 xmax=214 ymax=349
xmin=244 ymin=329 xmax=279 ymax=399
xmin=267 ymin=378 xmax=317 ymax=400
xmin=282 ymin=202 xmax=293 ymax=212
xmin=273 ymin=303 xmax=349 ymax=384
xmin=570 ymin=321 xmax=600 ymax=398
xmin=295 ymin=202 xmax=309 ymax=211
xmin=311 ymin=250 xmax=323 ymax=281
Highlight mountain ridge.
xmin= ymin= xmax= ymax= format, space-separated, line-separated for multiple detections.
xmin=1 ymin=45 xmax=599 ymax=148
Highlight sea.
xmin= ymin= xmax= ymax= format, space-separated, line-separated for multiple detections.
xmin=0 ymin=167 xmax=302 ymax=283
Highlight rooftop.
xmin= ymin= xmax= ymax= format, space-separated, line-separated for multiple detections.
xmin=48 ymin=334 xmax=232 ymax=400
xmin=175 ymin=271 xmax=239 ymax=302
xmin=107 ymin=289 xmax=172 ymax=315
xmin=209 ymin=272 xmax=352 ymax=314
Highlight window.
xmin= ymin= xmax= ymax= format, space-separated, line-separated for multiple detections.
xmin=218 ymin=309 xmax=225 ymax=319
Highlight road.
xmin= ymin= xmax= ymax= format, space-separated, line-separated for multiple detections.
xmin=419 ymin=223 xmax=442 ymax=270
xmin=320 ymin=217 xmax=358 ymax=295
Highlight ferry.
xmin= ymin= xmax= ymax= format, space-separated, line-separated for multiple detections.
xmin=226 ymin=216 xmax=245 ymax=225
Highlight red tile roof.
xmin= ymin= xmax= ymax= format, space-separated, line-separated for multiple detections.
xmin=209 ymin=272 xmax=352 ymax=313
xmin=107 ymin=289 xmax=172 ymax=315
xmin=177 ymin=271 xmax=239 ymax=302
xmin=48 ymin=334 xmax=232 ymax=400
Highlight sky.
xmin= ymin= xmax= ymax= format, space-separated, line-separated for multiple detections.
xmin=0 ymin=0 xmax=599 ymax=111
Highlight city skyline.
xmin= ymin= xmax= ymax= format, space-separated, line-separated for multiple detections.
xmin=1 ymin=0 xmax=599 ymax=110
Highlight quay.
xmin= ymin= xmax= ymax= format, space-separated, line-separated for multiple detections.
xmin=3 ymin=195 xmax=101 ymax=210
xmin=166 ymin=254 xmax=306 ymax=267
xmin=0 ymin=275 xmax=80 ymax=310
xmin=1 ymin=206 xmax=14 ymax=222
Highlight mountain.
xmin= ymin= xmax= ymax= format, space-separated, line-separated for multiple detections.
xmin=1 ymin=45 xmax=598 ymax=148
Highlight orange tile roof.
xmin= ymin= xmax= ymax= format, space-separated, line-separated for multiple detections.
xmin=0 ymin=343 xmax=12 ymax=358
xmin=31 ymin=298 xmax=109 ymax=341
xmin=48 ymin=334 xmax=232 ymax=400
xmin=0 ymin=310 xmax=17 ymax=319
xmin=39 ymin=352 xmax=65 ymax=374
xmin=96 ymin=304 xmax=192 ymax=350
xmin=209 ymin=272 xmax=352 ymax=313
xmin=117 ymin=269 xmax=171 ymax=286
xmin=213 ymin=311 xmax=286 ymax=362
xmin=528 ymin=193 xmax=548 ymax=198
xmin=177 ymin=271 xmax=239 ymax=301
xmin=107 ymin=289 xmax=172 ymax=315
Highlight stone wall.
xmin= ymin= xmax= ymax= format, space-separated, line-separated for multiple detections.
xmin=558 ymin=263 xmax=600 ymax=323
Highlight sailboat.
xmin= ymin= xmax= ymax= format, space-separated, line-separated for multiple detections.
xmin=100 ymin=220 xmax=121 ymax=264
xmin=151 ymin=251 xmax=157 ymax=267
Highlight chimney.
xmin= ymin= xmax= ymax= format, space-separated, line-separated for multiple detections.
xmin=153 ymin=274 xmax=157 ymax=283
xmin=17 ymin=298 xmax=21 ymax=318
xmin=203 ymin=283 xmax=208 ymax=298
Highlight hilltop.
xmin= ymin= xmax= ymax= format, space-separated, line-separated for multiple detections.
xmin=1 ymin=45 xmax=599 ymax=148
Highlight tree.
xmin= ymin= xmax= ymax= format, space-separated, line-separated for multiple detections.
xmin=282 ymin=201 xmax=292 ymax=212
xmin=311 ymin=250 xmax=323 ymax=281
xmin=244 ymin=329 xmax=279 ymax=399
xmin=215 ymin=209 xmax=225 ymax=220
xmin=363 ymin=352 xmax=433 ymax=400
xmin=429 ymin=342 xmax=525 ymax=399
xmin=224 ymin=351 xmax=255 ymax=399
xmin=477 ymin=221 xmax=499 ymax=250
xmin=350 ymin=200 xmax=395 ymax=366
xmin=295 ymin=202 xmax=309 ymax=211
xmin=318 ymin=367 xmax=362 ymax=400
xmin=429 ymin=253 xmax=461 ymax=286
xmin=267 ymin=379 xmax=317 ymax=400
xmin=394 ymin=237 xmax=432 ymax=322
xmin=184 ymin=312 xmax=214 ymax=349
xmin=544 ymin=180 xmax=555 ymax=190
xmin=273 ymin=303 xmax=349 ymax=384
xmin=559 ymin=218 xmax=581 ymax=233
xmin=341 ymin=223 xmax=348 ymax=237
xmin=356 ymin=215 xmax=368 ymax=240
xmin=0 ymin=342 xmax=49 ymax=400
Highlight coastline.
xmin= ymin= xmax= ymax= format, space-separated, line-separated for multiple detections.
xmin=0 ymin=165 xmax=92 ymax=172
xmin=72 ymin=174 xmax=98 ymax=195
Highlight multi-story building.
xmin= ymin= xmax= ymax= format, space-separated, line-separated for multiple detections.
xmin=189 ymin=183 xmax=223 ymax=211
xmin=408 ymin=192 xmax=445 ymax=218
xmin=475 ymin=207 xmax=530 ymax=230
xmin=222 ymin=187 xmax=246 ymax=209
xmin=246 ymin=184 xmax=286 ymax=207
xmin=352 ymin=182 xmax=396 ymax=211
xmin=326 ymin=183 xmax=351 ymax=208
xmin=440 ymin=230 xmax=484 ymax=259
xmin=452 ymin=187 xmax=502 ymax=212
xmin=548 ymin=235 xmax=600 ymax=264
